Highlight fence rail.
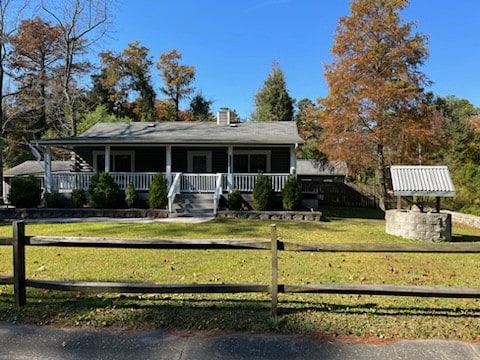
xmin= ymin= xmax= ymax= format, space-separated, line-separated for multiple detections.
xmin=4 ymin=221 xmax=480 ymax=317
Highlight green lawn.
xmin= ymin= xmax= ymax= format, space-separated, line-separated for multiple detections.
xmin=1 ymin=207 xmax=480 ymax=340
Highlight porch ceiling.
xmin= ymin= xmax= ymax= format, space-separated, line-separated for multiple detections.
xmin=33 ymin=121 xmax=304 ymax=147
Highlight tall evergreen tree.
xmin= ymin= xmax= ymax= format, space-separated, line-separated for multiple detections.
xmin=320 ymin=0 xmax=445 ymax=210
xmin=189 ymin=93 xmax=213 ymax=121
xmin=252 ymin=62 xmax=293 ymax=122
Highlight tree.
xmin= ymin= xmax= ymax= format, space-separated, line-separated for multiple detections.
xmin=252 ymin=61 xmax=294 ymax=122
xmin=93 ymin=41 xmax=155 ymax=121
xmin=320 ymin=0 xmax=444 ymax=210
xmin=433 ymin=95 xmax=480 ymax=214
xmin=295 ymin=98 xmax=324 ymax=160
xmin=42 ymin=0 xmax=110 ymax=136
xmin=0 ymin=0 xmax=34 ymax=203
xmin=77 ymin=104 xmax=131 ymax=134
xmin=189 ymin=93 xmax=213 ymax=121
xmin=157 ymin=49 xmax=195 ymax=121
xmin=8 ymin=17 xmax=63 ymax=141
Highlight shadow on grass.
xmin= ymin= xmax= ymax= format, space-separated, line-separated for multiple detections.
xmin=451 ymin=234 xmax=480 ymax=242
xmin=279 ymin=300 xmax=480 ymax=318
xmin=2 ymin=290 xmax=479 ymax=335
xmin=320 ymin=206 xmax=385 ymax=222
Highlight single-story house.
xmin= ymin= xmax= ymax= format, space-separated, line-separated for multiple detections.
xmin=31 ymin=109 xmax=304 ymax=213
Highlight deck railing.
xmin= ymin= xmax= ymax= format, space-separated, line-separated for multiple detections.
xmin=180 ymin=173 xmax=218 ymax=193
xmin=232 ymin=173 xmax=288 ymax=192
xmin=167 ymin=173 xmax=182 ymax=213
xmin=51 ymin=172 xmax=290 ymax=193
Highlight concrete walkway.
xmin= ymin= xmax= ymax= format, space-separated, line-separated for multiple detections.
xmin=0 ymin=324 xmax=479 ymax=360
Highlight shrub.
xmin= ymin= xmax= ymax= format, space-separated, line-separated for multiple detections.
xmin=228 ymin=188 xmax=243 ymax=210
xmin=125 ymin=183 xmax=139 ymax=208
xmin=88 ymin=172 xmax=121 ymax=208
xmin=282 ymin=173 xmax=302 ymax=210
xmin=8 ymin=176 xmax=41 ymax=208
xmin=253 ymin=173 xmax=274 ymax=211
xmin=149 ymin=173 xmax=167 ymax=208
xmin=45 ymin=191 xmax=63 ymax=208
xmin=71 ymin=188 xmax=87 ymax=208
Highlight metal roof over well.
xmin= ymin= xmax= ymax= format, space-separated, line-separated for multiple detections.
xmin=390 ymin=165 xmax=455 ymax=197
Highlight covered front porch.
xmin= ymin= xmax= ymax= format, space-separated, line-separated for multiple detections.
xmin=33 ymin=119 xmax=304 ymax=214
xmin=49 ymin=171 xmax=290 ymax=215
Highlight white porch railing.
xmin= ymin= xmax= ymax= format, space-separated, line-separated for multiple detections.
xmin=53 ymin=172 xmax=94 ymax=191
xmin=232 ymin=173 xmax=288 ymax=192
xmin=52 ymin=172 xmax=159 ymax=191
xmin=51 ymin=172 xmax=290 ymax=193
xmin=110 ymin=172 xmax=158 ymax=191
xmin=180 ymin=173 xmax=218 ymax=193
xmin=168 ymin=172 xmax=182 ymax=213
xmin=213 ymin=173 xmax=223 ymax=215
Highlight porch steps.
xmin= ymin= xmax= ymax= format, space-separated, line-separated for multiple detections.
xmin=171 ymin=193 xmax=215 ymax=217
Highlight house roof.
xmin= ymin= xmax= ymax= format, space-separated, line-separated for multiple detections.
xmin=33 ymin=121 xmax=304 ymax=147
xmin=390 ymin=165 xmax=455 ymax=197
xmin=4 ymin=161 xmax=71 ymax=177
xmin=296 ymin=160 xmax=348 ymax=176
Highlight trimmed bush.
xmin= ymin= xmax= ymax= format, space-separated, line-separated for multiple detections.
xmin=88 ymin=172 xmax=121 ymax=208
xmin=149 ymin=173 xmax=167 ymax=208
xmin=253 ymin=173 xmax=274 ymax=211
xmin=125 ymin=183 xmax=139 ymax=208
xmin=282 ymin=173 xmax=302 ymax=210
xmin=45 ymin=191 xmax=63 ymax=208
xmin=8 ymin=176 xmax=41 ymax=208
xmin=228 ymin=188 xmax=243 ymax=210
xmin=71 ymin=188 xmax=87 ymax=208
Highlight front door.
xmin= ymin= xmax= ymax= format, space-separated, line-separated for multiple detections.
xmin=192 ymin=155 xmax=208 ymax=173
xmin=187 ymin=151 xmax=212 ymax=173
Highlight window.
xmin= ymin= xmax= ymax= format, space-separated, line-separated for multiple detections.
xmin=233 ymin=151 xmax=271 ymax=173
xmin=93 ymin=151 xmax=135 ymax=172
xmin=187 ymin=151 xmax=212 ymax=173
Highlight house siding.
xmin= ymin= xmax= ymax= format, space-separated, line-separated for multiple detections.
xmin=172 ymin=147 xmax=228 ymax=173
xmin=134 ymin=147 xmax=165 ymax=172
xmin=72 ymin=145 xmax=290 ymax=173
xmin=271 ymin=147 xmax=290 ymax=173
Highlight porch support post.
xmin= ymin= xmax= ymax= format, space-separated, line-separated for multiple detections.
xmin=166 ymin=145 xmax=172 ymax=186
xmin=227 ymin=146 xmax=234 ymax=192
xmin=45 ymin=146 xmax=52 ymax=193
xmin=105 ymin=145 xmax=111 ymax=173
xmin=290 ymin=145 xmax=297 ymax=174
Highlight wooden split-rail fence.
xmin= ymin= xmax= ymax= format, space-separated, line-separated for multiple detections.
xmin=2 ymin=220 xmax=480 ymax=316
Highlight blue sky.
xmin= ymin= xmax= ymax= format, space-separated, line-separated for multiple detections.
xmin=102 ymin=0 xmax=480 ymax=119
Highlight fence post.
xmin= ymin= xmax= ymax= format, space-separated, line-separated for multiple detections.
xmin=13 ymin=220 xmax=26 ymax=306
xmin=271 ymin=224 xmax=278 ymax=317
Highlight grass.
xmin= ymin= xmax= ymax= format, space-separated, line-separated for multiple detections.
xmin=1 ymin=206 xmax=480 ymax=341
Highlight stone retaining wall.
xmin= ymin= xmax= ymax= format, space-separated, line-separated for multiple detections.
xmin=443 ymin=211 xmax=480 ymax=229
xmin=216 ymin=210 xmax=322 ymax=221
xmin=385 ymin=210 xmax=451 ymax=242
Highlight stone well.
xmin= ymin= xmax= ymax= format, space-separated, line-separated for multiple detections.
xmin=385 ymin=210 xmax=452 ymax=242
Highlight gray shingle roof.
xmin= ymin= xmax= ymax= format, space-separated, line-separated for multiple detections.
xmin=4 ymin=161 xmax=71 ymax=177
xmin=390 ymin=165 xmax=455 ymax=197
xmin=34 ymin=121 xmax=304 ymax=146
xmin=296 ymin=160 xmax=348 ymax=176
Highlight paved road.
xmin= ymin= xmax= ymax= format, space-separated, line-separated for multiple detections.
xmin=1 ymin=323 xmax=479 ymax=360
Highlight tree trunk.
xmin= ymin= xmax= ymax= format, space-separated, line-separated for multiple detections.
xmin=376 ymin=143 xmax=387 ymax=211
